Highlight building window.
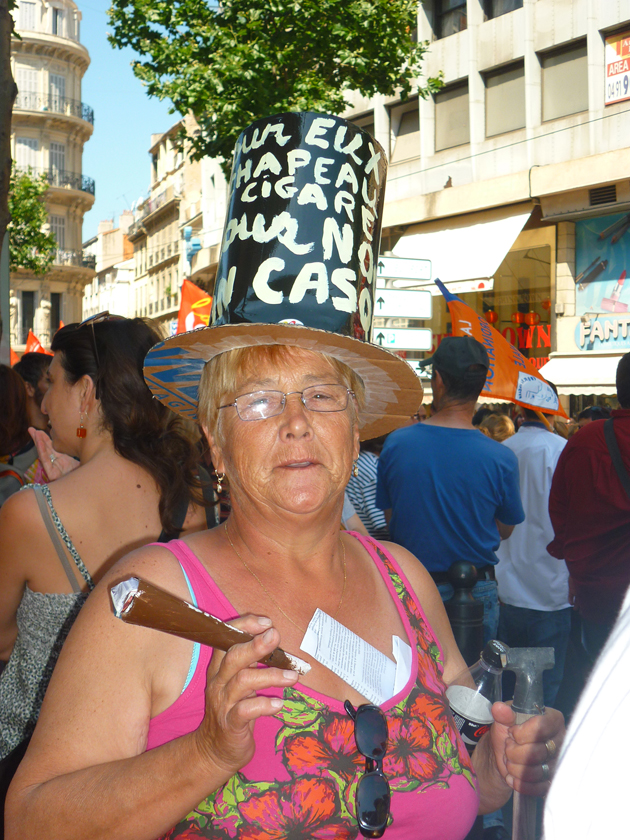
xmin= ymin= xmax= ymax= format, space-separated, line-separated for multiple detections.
xmin=18 ymin=1 xmax=36 ymax=31
xmin=52 ymin=7 xmax=63 ymax=35
xmin=50 ymin=292 xmax=62 ymax=334
xmin=49 ymin=74 xmax=66 ymax=111
xmin=15 ymin=66 xmax=38 ymax=110
xmin=15 ymin=136 xmax=38 ymax=169
xmin=21 ymin=291 xmax=35 ymax=344
xmin=49 ymin=141 xmax=65 ymax=176
xmin=485 ymin=62 xmax=525 ymax=137
xmin=483 ymin=0 xmax=523 ymax=20
xmin=541 ymin=41 xmax=588 ymax=121
xmin=49 ymin=215 xmax=65 ymax=249
xmin=435 ymin=83 xmax=470 ymax=151
xmin=351 ymin=114 xmax=375 ymax=139
xmin=390 ymin=99 xmax=420 ymax=163
xmin=435 ymin=0 xmax=467 ymax=39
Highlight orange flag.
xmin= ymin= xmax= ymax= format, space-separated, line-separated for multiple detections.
xmin=436 ymin=279 xmax=567 ymax=417
xmin=177 ymin=279 xmax=213 ymax=334
xmin=24 ymin=330 xmax=52 ymax=356
xmin=10 ymin=348 xmax=19 ymax=366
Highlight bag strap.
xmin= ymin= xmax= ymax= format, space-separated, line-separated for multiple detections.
xmin=604 ymin=418 xmax=630 ymax=500
xmin=32 ymin=485 xmax=82 ymax=593
xmin=0 ymin=468 xmax=25 ymax=487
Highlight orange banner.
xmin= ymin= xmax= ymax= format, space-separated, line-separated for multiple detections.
xmin=177 ymin=279 xmax=213 ymax=334
xmin=24 ymin=330 xmax=52 ymax=356
xmin=10 ymin=348 xmax=19 ymax=366
xmin=436 ymin=280 xmax=567 ymax=417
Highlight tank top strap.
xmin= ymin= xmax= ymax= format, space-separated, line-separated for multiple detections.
xmin=155 ymin=539 xmax=237 ymax=621
xmin=37 ymin=484 xmax=94 ymax=590
xmin=346 ymin=531 xmax=445 ymax=672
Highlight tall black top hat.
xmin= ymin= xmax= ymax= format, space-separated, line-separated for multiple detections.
xmin=144 ymin=112 xmax=423 ymax=439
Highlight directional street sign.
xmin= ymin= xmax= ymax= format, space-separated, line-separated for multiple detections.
xmin=372 ymin=328 xmax=433 ymax=350
xmin=374 ymin=289 xmax=432 ymax=319
xmin=377 ymin=255 xmax=431 ymax=281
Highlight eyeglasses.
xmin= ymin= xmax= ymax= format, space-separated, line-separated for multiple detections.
xmin=78 ymin=311 xmax=124 ymax=369
xmin=219 ymin=384 xmax=355 ymax=422
xmin=344 ymin=700 xmax=390 ymax=838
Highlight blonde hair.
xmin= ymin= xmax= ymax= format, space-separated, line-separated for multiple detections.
xmin=479 ymin=413 xmax=515 ymax=442
xmin=197 ymin=344 xmax=365 ymax=441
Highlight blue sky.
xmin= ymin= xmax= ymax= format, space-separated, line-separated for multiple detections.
xmin=79 ymin=0 xmax=176 ymax=240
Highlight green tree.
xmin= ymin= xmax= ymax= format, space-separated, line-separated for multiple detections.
xmin=8 ymin=166 xmax=57 ymax=275
xmin=108 ymin=0 xmax=441 ymax=174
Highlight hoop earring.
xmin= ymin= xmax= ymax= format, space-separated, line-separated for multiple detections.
xmin=352 ymin=460 xmax=359 ymax=478
xmin=216 ymin=472 xmax=226 ymax=494
xmin=76 ymin=411 xmax=87 ymax=438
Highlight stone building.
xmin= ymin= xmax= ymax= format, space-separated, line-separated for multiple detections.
xmin=126 ymin=115 xmax=226 ymax=332
xmin=10 ymin=0 xmax=95 ymax=349
xmin=344 ymin=0 xmax=630 ymax=411
xmin=82 ymin=212 xmax=135 ymax=318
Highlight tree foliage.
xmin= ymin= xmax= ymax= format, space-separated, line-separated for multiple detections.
xmin=108 ymin=0 xmax=442 ymax=173
xmin=8 ymin=166 xmax=57 ymax=275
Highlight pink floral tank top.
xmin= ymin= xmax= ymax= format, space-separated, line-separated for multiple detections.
xmin=148 ymin=534 xmax=478 ymax=839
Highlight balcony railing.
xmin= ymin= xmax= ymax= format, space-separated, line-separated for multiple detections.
xmin=53 ymin=249 xmax=96 ymax=269
xmin=16 ymin=166 xmax=95 ymax=196
xmin=129 ymin=185 xmax=180 ymax=235
xmin=15 ymin=91 xmax=94 ymax=125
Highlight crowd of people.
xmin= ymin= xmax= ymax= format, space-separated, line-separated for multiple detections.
xmin=0 ymin=111 xmax=625 ymax=840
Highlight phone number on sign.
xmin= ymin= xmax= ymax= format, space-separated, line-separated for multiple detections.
xmin=606 ymin=72 xmax=630 ymax=103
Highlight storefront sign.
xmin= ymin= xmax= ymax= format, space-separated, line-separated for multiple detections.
xmin=605 ymin=31 xmax=630 ymax=105
xmin=575 ymin=212 xmax=630 ymax=350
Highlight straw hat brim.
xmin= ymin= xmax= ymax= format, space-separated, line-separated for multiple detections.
xmin=144 ymin=322 xmax=424 ymax=440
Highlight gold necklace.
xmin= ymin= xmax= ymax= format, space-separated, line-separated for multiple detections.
xmin=224 ymin=524 xmax=347 ymax=634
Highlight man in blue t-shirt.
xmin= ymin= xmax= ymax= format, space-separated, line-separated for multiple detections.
xmin=376 ymin=336 xmax=524 ymax=643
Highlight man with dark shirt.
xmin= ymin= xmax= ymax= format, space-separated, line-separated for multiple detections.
xmin=548 ymin=353 xmax=630 ymax=662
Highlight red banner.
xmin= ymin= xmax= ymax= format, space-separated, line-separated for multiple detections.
xmin=24 ymin=330 xmax=52 ymax=356
xmin=436 ymin=280 xmax=567 ymax=417
xmin=177 ymin=279 xmax=213 ymax=334
xmin=10 ymin=348 xmax=19 ymax=366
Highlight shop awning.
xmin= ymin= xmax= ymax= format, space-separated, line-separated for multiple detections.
xmin=391 ymin=206 xmax=533 ymax=289
xmin=539 ymin=353 xmax=621 ymax=395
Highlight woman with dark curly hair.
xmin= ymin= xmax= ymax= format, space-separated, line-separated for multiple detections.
xmin=0 ymin=315 xmax=213 ymax=774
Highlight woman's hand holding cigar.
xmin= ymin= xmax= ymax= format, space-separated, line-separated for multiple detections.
xmin=193 ymin=615 xmax=299 ymax=776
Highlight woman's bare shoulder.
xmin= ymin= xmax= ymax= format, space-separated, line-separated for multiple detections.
xmin=374 ymin=539 xmax=437 ymax=594
xmin=0 ymin=487 xmax=52 ymax=569
xmin=374 ymin=539 xmax=466 ymax=680
xmin=101 ymin=542 xmax=194 ymax=604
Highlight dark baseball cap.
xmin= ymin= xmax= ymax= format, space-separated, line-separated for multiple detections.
xmin=417 ymin=336 xmax=489 ymax=378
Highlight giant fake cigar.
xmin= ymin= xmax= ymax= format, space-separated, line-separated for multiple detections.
xmin=110 ymin=577 xmax=310 ymax=675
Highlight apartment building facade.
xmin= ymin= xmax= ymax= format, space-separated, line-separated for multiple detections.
xmin=343 ymin=0 xmax=630 ymax=410
xmin=10 ymin=0 xmax=95 ymax=349
xmin=124 ymin=115 xmax=227 ymax=334
xmin=82 ymin=211 xmax=135 ymax=318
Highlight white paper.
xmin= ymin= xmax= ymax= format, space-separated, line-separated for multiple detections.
xmin=300 ymin=609 xmax=411 ymax=705
xmin=392 ymin=634 xmax=413 ymax=696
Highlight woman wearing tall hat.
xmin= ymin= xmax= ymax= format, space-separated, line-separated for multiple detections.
xmin=6 ymin=114 xmax=563 ymax=840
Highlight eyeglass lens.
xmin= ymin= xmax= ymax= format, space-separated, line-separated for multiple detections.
xmin=235 ymin=384 xmax=350 ymax=420
xmin=344 ymin=701 xmax=391 ymax=838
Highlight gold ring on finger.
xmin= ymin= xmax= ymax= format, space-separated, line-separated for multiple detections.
xmin=545 ymin=738 xmax=557 ymax=759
